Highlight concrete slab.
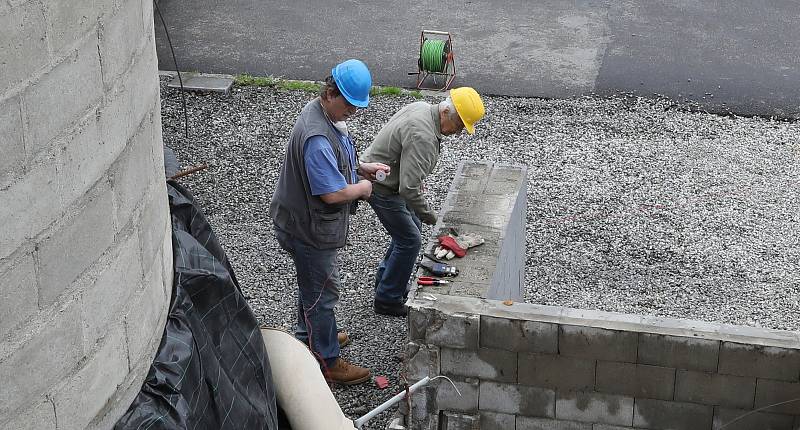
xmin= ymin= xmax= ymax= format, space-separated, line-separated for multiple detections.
xmin=167 ymin=72 xmax=233 ymax=94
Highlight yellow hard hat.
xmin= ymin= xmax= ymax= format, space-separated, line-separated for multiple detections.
xmin=450 ymin=87 xmax=485 ymax=134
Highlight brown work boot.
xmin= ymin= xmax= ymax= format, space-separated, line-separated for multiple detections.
xmin=325 ymin=358 xmax=371 ymax=385
xmin=337 ymin=331 xmax=351 ymax=348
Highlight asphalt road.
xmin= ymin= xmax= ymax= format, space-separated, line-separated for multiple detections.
xmin=154 ymin=0 xmax=800 ymax=117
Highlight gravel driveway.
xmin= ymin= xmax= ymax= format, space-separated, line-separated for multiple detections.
xmin=160 ymin=78 xmax=800 ymax=429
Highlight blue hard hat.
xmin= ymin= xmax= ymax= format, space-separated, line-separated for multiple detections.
xmin=331 ymin=59 xmax=371 ymax=108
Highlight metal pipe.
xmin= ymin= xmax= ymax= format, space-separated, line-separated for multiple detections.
xmin=353 ymin=376 xmax=431 ymax=429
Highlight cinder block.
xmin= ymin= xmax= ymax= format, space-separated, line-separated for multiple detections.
xmin=112 ymin=123 xmax=161 ymax=222
xmin=0 ymin=1 xmax=49 ymax=93
xmin=138 ymin=187 xmax=170 ymax=271
xmin=719 ymin=342 xmax=800 ymax=382
xmin=556 ymin=391 xmax=633 ymax=426
xmin=98 ymin=43 xmax=159 ymax=156
xmin=52 ymin=326 xmax=128 ymax=430
xmin=441 ymin=347 xmax=517 ymax=382
xmin=754 ymin=379 xmax=800 ymax=415
xmin=406 ymin=341 xmax=440 ymax=381
xmin=480 ymin=316 xmax=558 ymax=353
xmin=559 ymin=325 xmax=637 ymax=362
xmin=425 ymin=311 xmax=480 ymax=350
xmin=0 ymin=253 xmax=37 ymax=339
xmin=43 ymin=0 xmax=97 ymax=54
xmin=440 ymin=411 xmax=479 ymax=430
xmin=0 ymin=157 xmax=62 ymax=261
xmin=56 ymin=115 xmax=110 ymax=206
xmin=0 ymin=96 xmax=25 ymax=186
xmin=0 ymin=397 xmax=56 ymax=430
xmin=633 ymin=398 xmax=713 ymax=430
xmin=480 ymin=411 xmax=515 ymax=430
xmin=22 ymin=36 xmax=103 ymax=157
xmin=519 ymin=352 xmax=595 ymax=391
xmin=80 ymin=233 xmax=142 ymax=347
xmin=436 ymin=378 xmax=478 ymax=412
xmin=713 ymin=406 xmax=795 ymax=430
xmin=596 ymin=361 xmax=675 ymax=400
xmin=98 ymin=0 xmax=144 ymax=87
xmin=638 ymin=333 xmax=719 ymax=372
xmin=409 ymin=386 xmax=438 ymax=429
xmin=517 ymin=417 xmax=592 ymax=430
xmin=37 ymin=187 xmax=115 ymax=307
xmin=480 ymin=381 xmax=555 ymax=417
xmin=0 ymin=303 xmax=84 ymax=417
xmin=125 ymin=264 xmax=168 ymax=365
xmin=408 ymin=307 xmax=434 ymax=341
xmin=675 ymin=370 xmax=755 ymax=409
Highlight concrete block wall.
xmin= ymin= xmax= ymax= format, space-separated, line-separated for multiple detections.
xmin=406 ymin=162 xmax=800 ymax=430
xmin=419 ymin=161 xmax=527 ymax=302
xmin=407 ymin=299 xmax=800 ymax=430
xmin=0 ymin=1 xmax=171 ymax=428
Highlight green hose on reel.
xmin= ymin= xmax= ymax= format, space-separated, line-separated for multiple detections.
xmin=419 ymin=39 xmax=450 ymax=73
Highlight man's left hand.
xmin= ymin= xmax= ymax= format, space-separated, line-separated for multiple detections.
xmin=358 ymin=162 xmax=391 ymax=181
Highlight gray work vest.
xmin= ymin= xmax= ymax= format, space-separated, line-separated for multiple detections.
xmin=269 ymin=97 xmax=355 ymax=249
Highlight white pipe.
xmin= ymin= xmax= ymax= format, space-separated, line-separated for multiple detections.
xmin=354 ymin=376 xmax=431 ymax=429
xmin=261 ymin=328 xmax=357 ymax=430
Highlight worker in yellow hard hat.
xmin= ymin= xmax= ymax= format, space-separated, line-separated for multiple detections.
xmin=359 ymin=87 xmax=485 ymax=316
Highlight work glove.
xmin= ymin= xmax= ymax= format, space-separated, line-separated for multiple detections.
xmin=434 ymin=232 xmax=484 ymax=259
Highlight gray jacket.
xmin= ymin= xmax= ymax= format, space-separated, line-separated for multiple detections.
xmin=360 ymin=102 xmax=442 ymax=224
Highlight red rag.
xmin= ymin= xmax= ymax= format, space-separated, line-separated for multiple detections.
xmin=375 ymin=376 xmax=389 ymax=389
xmin=437 ymin=235 xmax=466 ymax=257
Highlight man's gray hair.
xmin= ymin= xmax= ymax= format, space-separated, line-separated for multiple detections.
xmin=438 ymin=97 xmax=460 ymax=121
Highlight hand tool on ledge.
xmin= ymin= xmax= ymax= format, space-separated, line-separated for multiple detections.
xmin=417 ymin=276 xmax=449 ymax=286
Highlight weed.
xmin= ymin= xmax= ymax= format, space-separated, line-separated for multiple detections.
xmin=234 ymin=74 xmax=277 ymax=87
xmin=278 ymin=81 xmax=321 ymax=92
xmin=371 ymin=86 xmax=403 ymax=96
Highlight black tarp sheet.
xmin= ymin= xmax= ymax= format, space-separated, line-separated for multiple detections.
xmin=114 ymin=181 xmax=280 ymax=429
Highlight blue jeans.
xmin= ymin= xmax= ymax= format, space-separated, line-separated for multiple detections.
xmin=368 ymin=192 xmax=422 ymax=304
xmin=274 ymin=227 xmax=339 ymax=366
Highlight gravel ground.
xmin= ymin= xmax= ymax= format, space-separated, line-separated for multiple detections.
xmin=160 ymin=77 xmax=800 ymax=429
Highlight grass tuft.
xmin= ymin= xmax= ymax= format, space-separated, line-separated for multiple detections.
xmin=234 ymin=74 xmax=278 ymax=87
xmin=370 ymin=86 xmax=403 ymax=96
xmin=278 ymin=81 xmax=321 ymax=92
xmin=234 ymin=75 xmax=423 ymax=99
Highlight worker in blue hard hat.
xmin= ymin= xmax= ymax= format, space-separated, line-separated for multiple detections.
xmin=270 ymin=59 xmax=389 ymax=386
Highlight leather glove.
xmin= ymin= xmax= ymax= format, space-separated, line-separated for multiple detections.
xmin=434 ymin=232 xmax=484 ymax=259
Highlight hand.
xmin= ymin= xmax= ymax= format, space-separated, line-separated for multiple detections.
xmin=434 ymin=232 xmax=484 ymax=259
xmin=358 ymin=179 xmax=373 ymax=200
xmin=419 ymin=211 xmax=437 ymax=226
xmin=358 ymin=162 xmax=391 ymax=181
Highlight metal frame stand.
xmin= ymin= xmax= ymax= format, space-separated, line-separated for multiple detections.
xmin=415 ymin=30 xmax=456 ymax=91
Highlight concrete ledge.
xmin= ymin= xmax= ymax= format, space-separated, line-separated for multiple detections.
xmin=166 ymin=72 xmax=233 ymax=94
xmin=408 ymin=294 xmax=800 ymax=350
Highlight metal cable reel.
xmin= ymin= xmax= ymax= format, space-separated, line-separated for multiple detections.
xmin=410 ymin=30 xmax=456 ymax=91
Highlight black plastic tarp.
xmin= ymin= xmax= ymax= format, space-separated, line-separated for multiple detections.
xmin=115 ymin=181 xmax=279 ymax=429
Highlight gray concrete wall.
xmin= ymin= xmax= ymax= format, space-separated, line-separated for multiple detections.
xmin=0 ymin=0 xmax=171 ymax=428
xmin=405 ymin=162 xmax=800 ymax=430
xmin=423 ymin=161 xmax=527 ymax=302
